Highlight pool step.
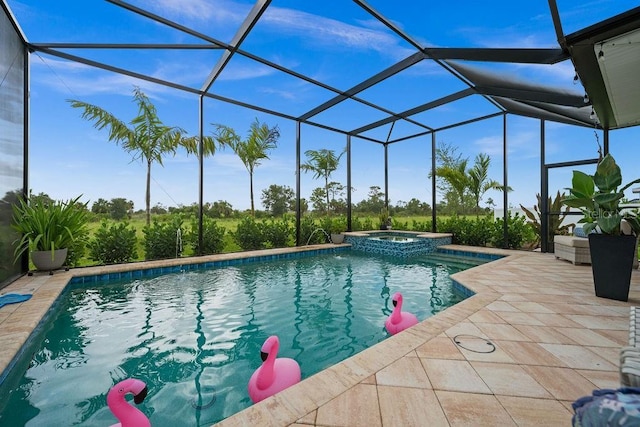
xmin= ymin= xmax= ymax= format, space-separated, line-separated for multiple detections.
xmin=419 ymin=251 xmax=488 ymax=269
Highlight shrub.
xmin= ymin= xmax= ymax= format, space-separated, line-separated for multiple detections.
xmin=262 ymin=218 xmax=293 ymax=248
xmin=234 ymin=216 xmax=265 ymax=250
xmin=411 ymin=219 xmax=433 ymax=232
xmin=440 ymin=213 xmax=533 ymax=249
xmin=143 ymin=216 xmax=185 ymax=260
xmin=351 ymin=216 xmax=373 ymax=232
xmin=66 ymin=238 xmax=87 ymax=267
xmin=88 ymin=221 xmax=138 ymax=265
xmin=299 ymin=217 xmax=324 ymax=245
xmin=391 ymin=218 xmax=409 ymax=230
xmin=491 ymin=212 xmax=535 ymax=249
xmin=461 ymin=216 xmax=494 ymax=246
xmin=186 ymin=217 xmax=226 ymax=255
xmin=438 ymin=216 xmax=464 ymax=244
xmin=319 ymin=216 xmax=347 ymax=235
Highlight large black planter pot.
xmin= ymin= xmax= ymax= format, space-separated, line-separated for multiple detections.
xmin=588 ymin=234 xmax=636 ymax=301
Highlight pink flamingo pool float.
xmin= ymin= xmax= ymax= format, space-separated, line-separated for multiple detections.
xmin=107 ymin=378 xmax=150 ymax=427
xmin=248 ymin=335 xmax=301 ymax=403
xmin=385 ymin=292 xmax=418 ymax=335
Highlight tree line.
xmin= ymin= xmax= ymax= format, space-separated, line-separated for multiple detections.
xmin=67 ymin=86 xmax=505 ymax=223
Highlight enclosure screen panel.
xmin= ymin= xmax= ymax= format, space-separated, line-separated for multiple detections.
xmin=0 ymin=6 xmax=26 ymax=286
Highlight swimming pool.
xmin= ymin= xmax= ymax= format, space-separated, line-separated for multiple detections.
xmin=0 ymin=250 xmax=477 ymax=426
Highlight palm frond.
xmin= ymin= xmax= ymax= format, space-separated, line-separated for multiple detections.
xmin=68 ymin=100 xmax=133 ymax=143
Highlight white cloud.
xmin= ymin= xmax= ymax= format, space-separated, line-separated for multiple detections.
xmin=144 ymin=0 xmax=415 ymax=61
xmin=263 ymin=7 xmax=399 ymax=54
xmin=473 ymin=130 xmax=540 ymax=160
xmin=507 ymin=61 xmax=579 ymax=88
xmin=206 ymin=152 xmax=246 ymax=174
xmin=259 ymin=86 xmax=297 ymax=100
xmin=141 ymin=0 xmax=246 ymax=24
xmin=30 ymin=56 xmax=175 ymax=97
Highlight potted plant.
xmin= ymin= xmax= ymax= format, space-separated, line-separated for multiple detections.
xmin=563 ymin=153 xmax=640 ymax=301
xmin=379 ymin=207 xmax=392 ymax=230
xmin=330 ymin=231 xmax=345 ymax=244
xmin=11 ymin=195 xmax=89 ymax=272
xmin=322 ymin=216 xmax=346 ymax=244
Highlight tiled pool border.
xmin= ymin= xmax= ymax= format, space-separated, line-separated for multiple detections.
xmin=437 ymin=247 xmax=505 ymax=261
xmin=69 ymin=246 xmax=352 ymax=285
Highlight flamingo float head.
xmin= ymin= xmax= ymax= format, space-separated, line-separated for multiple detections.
xmin=392 ymin=292 xmax=403 ymax=308
xmin=108 ymin=378 xmax=148 ymax=405
xmin=107 ymin=378 xmax=150 ymax=427
xmin=261 ymin=335 xmax=279 ymax=361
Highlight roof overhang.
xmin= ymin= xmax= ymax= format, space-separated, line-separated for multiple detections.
xmin=565 ymin=6 xmax=640 ymax=129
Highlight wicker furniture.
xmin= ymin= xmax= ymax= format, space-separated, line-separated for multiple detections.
xmin=621 ymin=306 xmax=640 ymax=387
xmin=554 ymin=234 xmax=639 ymax=268
xmin=554 ymin=235 xmax=591 ymax=265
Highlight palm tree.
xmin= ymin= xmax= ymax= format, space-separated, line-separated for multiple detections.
xmin=69 ymin=87 xmax=218 ymax=225
xmin=467 ymin=153 xmax=504 ymax=210
xmin=436 ymin=159 xmax=469 ymax=213
xmin=301 ymin=148 xmax=344 ymax=215
xmin=212 ymin=118 xmax=280 ymax=215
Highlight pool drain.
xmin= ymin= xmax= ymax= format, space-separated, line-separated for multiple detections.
xmin=453 ymin=334 xmax=496 ymax=353
xmin=191 ymin=386 xmax=217 ymax=410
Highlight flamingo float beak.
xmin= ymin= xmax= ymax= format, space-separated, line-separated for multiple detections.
xmin=260 ymin=351 xmax=268 ymax=362
xmin=133 ymin=386 xmax=148 ymax=404
xmin=392 ymin=300 xmax=398 ymax=307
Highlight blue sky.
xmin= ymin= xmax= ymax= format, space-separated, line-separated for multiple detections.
xmin=7 ymin=0 xmax=640 ymax=212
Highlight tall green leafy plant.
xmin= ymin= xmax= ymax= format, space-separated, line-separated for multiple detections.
xmin=563 ymin=153 xmax=640 ymax=235
xmin=520 ymin=191 xmax=572 ymax=251
xmin=11 ymin=195 xmax=88 ymax=262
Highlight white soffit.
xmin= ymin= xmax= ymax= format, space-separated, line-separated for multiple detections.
xmin=597 ymin=27 xmax=640 ymax=127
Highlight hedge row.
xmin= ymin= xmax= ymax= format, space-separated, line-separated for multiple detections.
xmin=81 ymin=213 xmax=535 ymax=266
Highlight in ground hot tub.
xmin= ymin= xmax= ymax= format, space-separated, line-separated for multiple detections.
xmin=370 ymin=235 xmax=415 ymax=242
xmin=345 ymin=231 xmax=452 ymax=257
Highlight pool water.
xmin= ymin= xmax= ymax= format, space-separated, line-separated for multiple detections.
xmin=0 ymin=251 xmax=475 ymax=426
xmin=372 ymin=236 xmax=415 ymax=242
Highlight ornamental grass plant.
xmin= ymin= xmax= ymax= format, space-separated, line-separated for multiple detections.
xmin=11 ymin=195 xmax=89 ymax=263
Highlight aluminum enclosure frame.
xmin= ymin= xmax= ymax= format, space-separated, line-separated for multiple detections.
xmin=3 ymin=0 xmax=637 ymax=261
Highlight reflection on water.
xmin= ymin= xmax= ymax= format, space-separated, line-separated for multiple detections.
xmin=371 ymin=236 xmax=415 ymax=242
xmin=0 ymin=252 xmax=470 ymax=426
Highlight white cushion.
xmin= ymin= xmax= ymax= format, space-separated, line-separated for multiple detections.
xmin=554 ymin=235 xmax=590 ymax=248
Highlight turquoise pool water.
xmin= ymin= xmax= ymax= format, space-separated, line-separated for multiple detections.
xmin=0 ymin=251 xmax=479 ymax=426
